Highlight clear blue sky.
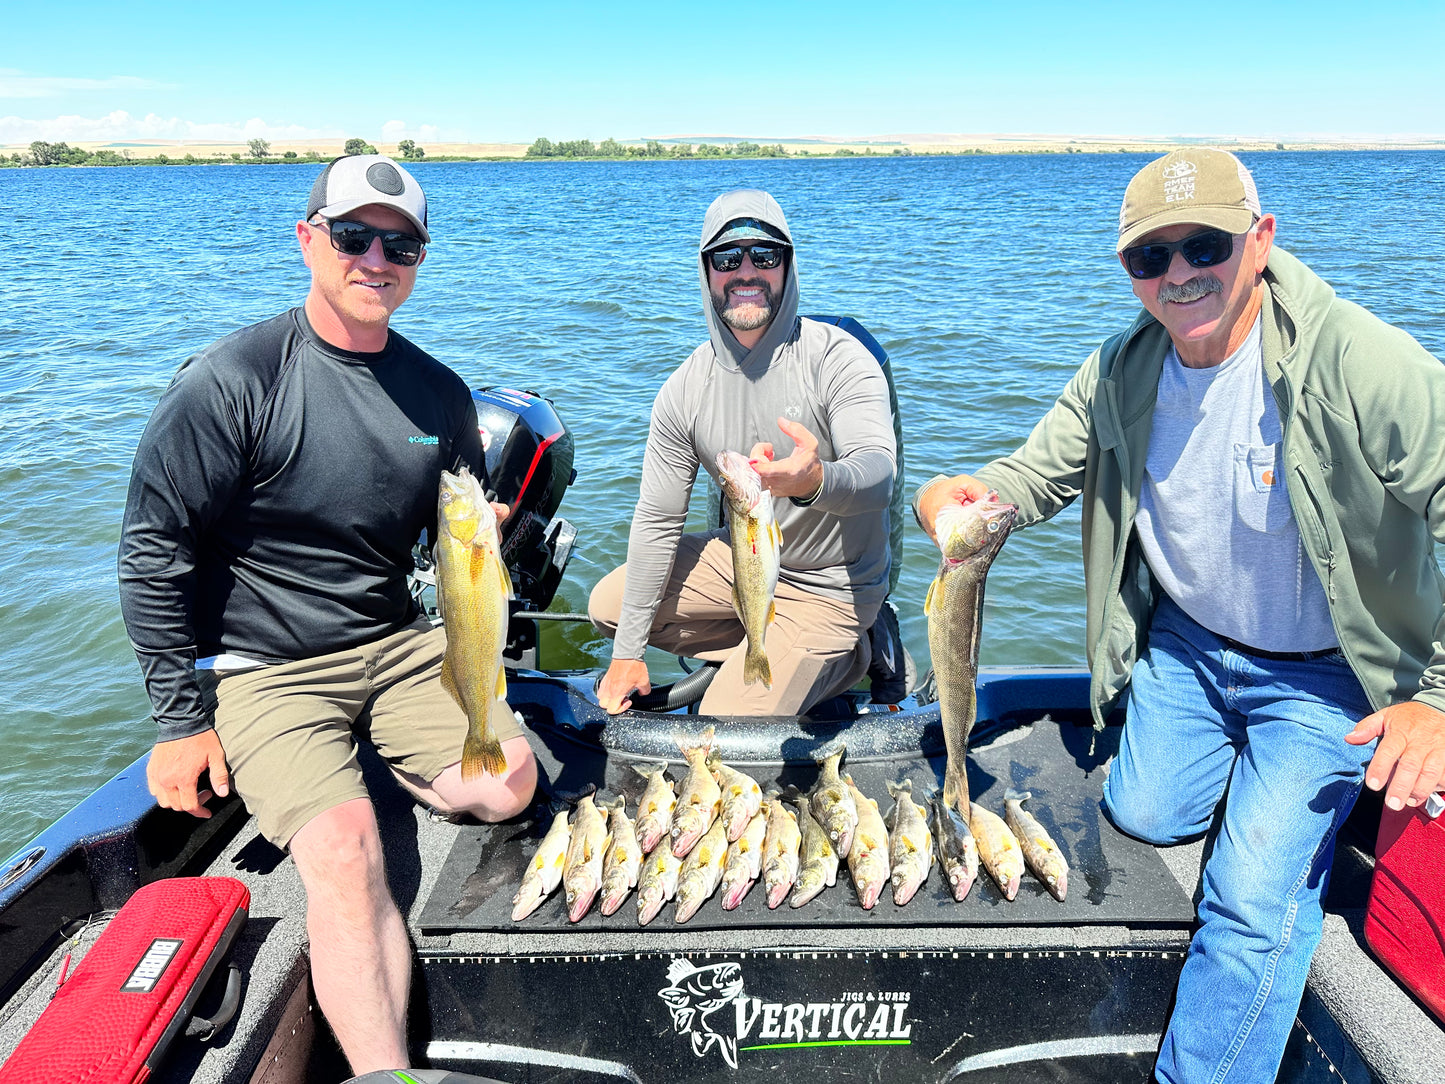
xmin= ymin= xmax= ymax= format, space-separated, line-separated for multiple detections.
xmin=3 ymin=0 xmax=1442 ymax=145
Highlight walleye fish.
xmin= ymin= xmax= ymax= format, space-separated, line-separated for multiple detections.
xmin=632 ymin=762 xmax=677 ymax=855
xmin=720 ymin=811 xmax=768 ymax=910
xmin=926 ymin=495 xmax=1017 ymax=817
xmin=636 ymin=846 xmax=684 ymax=926
xmin=562 ymin=791 xmax=609 ymax=922
xmin=844 ymin=776 xmax=891 ymax=910
xmin=512 ymin=806 xmax=571 ymax=921
xmin=717 ymin=451 xmax=782 ymax=687
xmin=599 ymin=797 xmax=644 ymax=917
xmin=675 ymin=817 xmax=729 ymax=923
xmin=789 ymin=795 xmax=838 ymax=908
xmin=710 ymin=753 xmax=764 ymax=843
xmin=435 ymin=465 xmax=514 ymax=779
xmin=760 ymin=792 xmax=802 ymax=909
xmin=810 ymin=745 xmax=858 ymax=857
xmin=885 ymin=780 xmax=934 ymax=906
xmin=672 ymin=726 xmax=722 ymax=858
xmin=930 ymin=792 xmax=979 ymax=902
xmin=1003 ymin=789 xmax=1069 ymax=901
xmin=969 ymin=801 xmax=1024 ymax=902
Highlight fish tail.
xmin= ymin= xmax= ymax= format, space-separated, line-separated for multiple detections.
xmin=461 ymin=722 xmax=508 ymax=780
xmin=743 ymin=644 xmax=772 ymax=688
xmin=942 ymin=769 xmax=970 ymax=818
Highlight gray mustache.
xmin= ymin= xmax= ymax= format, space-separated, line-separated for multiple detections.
xmin=1157 ymin=275 xmax=1223 ymax=304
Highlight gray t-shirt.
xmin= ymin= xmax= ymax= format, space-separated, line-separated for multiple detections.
xmin=1135 ymin=317 xmax=1338 ymax=652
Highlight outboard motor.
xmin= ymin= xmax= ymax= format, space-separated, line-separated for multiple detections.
xmin=472 ymin=386 xmax=578 ymax=615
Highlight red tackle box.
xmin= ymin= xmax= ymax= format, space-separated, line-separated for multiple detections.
xmin=1364 ymin=800 xmax=1445 ymax=1023
xmin=0 ymin=876 xmax=249 ymax=1084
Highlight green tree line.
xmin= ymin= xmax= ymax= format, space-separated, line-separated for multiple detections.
xmin=3 ymin=137 xmax=427 ymax=169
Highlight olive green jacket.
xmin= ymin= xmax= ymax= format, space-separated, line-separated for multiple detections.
xmin=923 ymin=248 xmax=1445 ymax=729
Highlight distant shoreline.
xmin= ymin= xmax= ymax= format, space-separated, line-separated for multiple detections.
xmin=6 ymin=134 xmax=1443 ymax=169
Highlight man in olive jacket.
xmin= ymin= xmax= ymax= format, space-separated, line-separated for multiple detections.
xmin=916 ymin=149 xmax=1445 ymax=1084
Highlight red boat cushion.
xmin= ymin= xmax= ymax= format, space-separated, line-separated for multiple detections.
xmin=1365 ymin=804 xmax=1445 ymax=1023
xmin=0 ymin=876 xmax=249 ymax=1084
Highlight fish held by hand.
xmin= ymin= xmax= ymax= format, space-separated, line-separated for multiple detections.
xmin=925 ymin=494 xmax=1017 ymax=817
xmin=717 ymin=451 xmax=782 ymax=688
xmin=435 ymin=465 xmax=514 ymax=780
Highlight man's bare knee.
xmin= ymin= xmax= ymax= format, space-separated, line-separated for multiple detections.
xmin=289 ymin=799 xmax=388 ymax=896
xmin=422 ymin=737 xmax=537 ymax=821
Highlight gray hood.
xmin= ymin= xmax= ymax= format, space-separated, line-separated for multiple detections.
xmin=698 ymin=189 xmax=800 ymax=372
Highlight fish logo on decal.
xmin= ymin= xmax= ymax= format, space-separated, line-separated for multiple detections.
xmin=657 ymin=958 xmax=745 ymax=1067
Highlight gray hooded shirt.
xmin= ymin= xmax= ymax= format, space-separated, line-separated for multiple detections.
xmin=613 ymin=189 xmax=897 ymax=660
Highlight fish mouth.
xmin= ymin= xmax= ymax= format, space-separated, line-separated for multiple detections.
xmin=566 ymin=887 xmax=598 ymax=922
xmin=857 ymin=879 xmax=881 ymax=910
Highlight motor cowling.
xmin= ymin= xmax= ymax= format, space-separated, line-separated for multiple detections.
xmin=473 ymin=386 xmax=577 ymax=613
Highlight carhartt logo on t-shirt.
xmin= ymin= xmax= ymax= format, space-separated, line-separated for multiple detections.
xmin=408 ymin=435 xmax=440 ymax=446
xmin=1261 ymin=469 xmax=1275 ymax=486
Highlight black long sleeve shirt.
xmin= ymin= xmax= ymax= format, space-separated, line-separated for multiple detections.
xmin=118 ymin=308 xmax=484 ymax=742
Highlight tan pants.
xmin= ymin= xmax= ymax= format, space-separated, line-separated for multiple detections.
xmin=199 ymin=619 xmax=523 ymax=847
xmin=588 ymin=532 xmax=877 ymax=715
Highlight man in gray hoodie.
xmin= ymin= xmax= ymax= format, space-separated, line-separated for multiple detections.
xmin=590 ymin=189 xmax=897 ymax=716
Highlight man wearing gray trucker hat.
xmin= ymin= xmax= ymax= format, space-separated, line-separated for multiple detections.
xmin=916 ymin=148 xmax=1445 ymax=1082
xmin=120 ymin=154 xmax=537 ymax=1074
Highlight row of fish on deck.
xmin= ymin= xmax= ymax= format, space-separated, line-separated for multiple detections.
xmin=435 ymin=454 xmax=1065 ymax=925
xmin=511 ymin=727 xmax=1069 ymax=924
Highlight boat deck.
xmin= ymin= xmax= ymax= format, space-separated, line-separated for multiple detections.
xmin=1 ymin=670 xmax=1440 ymax=1082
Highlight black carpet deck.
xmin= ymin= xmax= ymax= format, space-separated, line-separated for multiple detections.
xmin=420 ymin=713 xmax=1194 ymax=934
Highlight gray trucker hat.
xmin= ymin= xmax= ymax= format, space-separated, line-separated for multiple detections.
xmin=704 ymin=216 xmax=791 ymax=251
xmin=306 ymin=154 xmax=429 ymax=242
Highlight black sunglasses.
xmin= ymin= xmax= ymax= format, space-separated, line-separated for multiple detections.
xmin=706 ymin=243 xmax=788 ymax=273
xmin=317 ymin=219 xmax=425 ymax=266
xmin=1121 ymin=228 xmax=1236 ymax=280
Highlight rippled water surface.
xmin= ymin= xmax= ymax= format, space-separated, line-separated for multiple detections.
xmin=2 ymin=152 xmax=1442 ymax=856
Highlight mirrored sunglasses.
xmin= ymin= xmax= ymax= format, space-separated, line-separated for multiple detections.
xmin=706 ymin=243 xmax=788 ymax=273
xmin=319 ymin=219 xmax=425 ymax=267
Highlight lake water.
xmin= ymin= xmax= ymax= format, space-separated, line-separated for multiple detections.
xmin=2 ymin=151 xmax=1442 ymax=858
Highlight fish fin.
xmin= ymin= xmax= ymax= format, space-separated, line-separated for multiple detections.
xmin=496 ymin=665 xmax=508 ymax=701
xmin=742 ymin=646 xmax=772 ymax=689
xmin=495 ymin=548 xmax=515 ymax=599
xmin=767 ymin=599 xmax=776 ymax=626
xmin=461 ymin=716 xmax=508 ymax=780
xmin=462 ymin=731 xmax=514 ymax=780
xmin=1004 ymin=788 xmax=1030 ymax=804
xmin=440 ymin=656 xmax=463 ymax=709
xmin=770 ymin=520 xmax=783 ymax=549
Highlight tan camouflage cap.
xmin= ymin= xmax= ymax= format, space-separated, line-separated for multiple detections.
xmin=1117 ymin=148 xmax=1261 ymax=252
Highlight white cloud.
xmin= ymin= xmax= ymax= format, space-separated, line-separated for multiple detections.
xmin=0 ymin=69 xmax=167 ymax=99
xmin=0 ymin=111 xmax=343 ymax=145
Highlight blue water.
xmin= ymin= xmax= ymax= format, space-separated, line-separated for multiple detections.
xmin=2 ymin=152 xmax=1442 ymax=858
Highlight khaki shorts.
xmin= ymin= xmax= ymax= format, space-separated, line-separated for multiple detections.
xmin=199 ymin=619 xmax=522 ymax=848
xmin=589 ymin=532 xmax=878 ymax=716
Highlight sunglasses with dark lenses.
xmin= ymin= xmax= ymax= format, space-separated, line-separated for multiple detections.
xmin=706 ymin=243 xmax=788 ymax=273
xmin=1121 ymin=228 xmax=1236 ymax=280
xmin=319 ymin=219 xmax=425 ymax=266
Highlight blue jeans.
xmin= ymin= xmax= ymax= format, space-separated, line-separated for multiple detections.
xmin=1102 ymin=595 xmax=1375 ymax=1084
